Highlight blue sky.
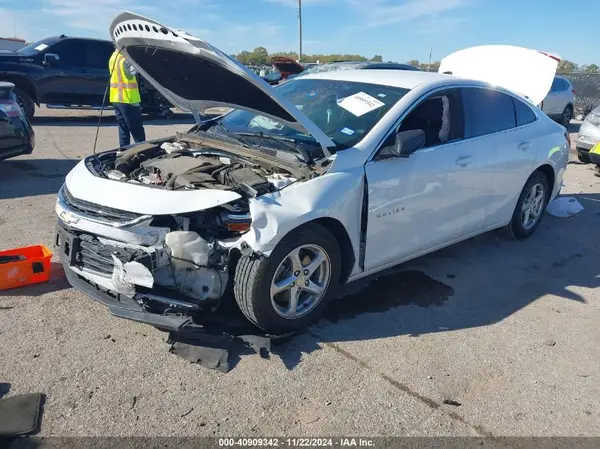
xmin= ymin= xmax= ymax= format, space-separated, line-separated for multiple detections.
xmin=2 ymin=0 xmax=598 ymax=65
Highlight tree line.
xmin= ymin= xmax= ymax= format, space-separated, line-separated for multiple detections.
xmin=233 ymin=47 xmax=384 ymax=66
xmin=233 ymin=47 xmax=600 ymax=74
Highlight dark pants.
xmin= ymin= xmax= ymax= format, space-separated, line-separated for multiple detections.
xmin=113 ymin=102 xmax=146 ymax=147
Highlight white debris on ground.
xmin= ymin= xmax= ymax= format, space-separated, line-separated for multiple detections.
xmin=545 ymin=196 xmax=584 ymax=218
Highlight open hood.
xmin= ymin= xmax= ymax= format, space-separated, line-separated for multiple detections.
xmin=271 ymin=56 xmax=304 ymax=76
xmin=439 ymin=45 xmax=560 ymax=106
xmin=109 ymin=12 xmax=335 ymax=152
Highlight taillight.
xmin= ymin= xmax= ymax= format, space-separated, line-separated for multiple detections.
xmin=572 ymin=89 xmax=576 ymax=94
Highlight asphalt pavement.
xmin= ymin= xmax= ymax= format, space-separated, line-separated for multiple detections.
xmin=0 ymin=110 xmax=598 ymax=437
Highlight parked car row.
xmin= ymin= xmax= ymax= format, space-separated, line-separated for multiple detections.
xmin=0 ymin=35 xmax=173 ymax=120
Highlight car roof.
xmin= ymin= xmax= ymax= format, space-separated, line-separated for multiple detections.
xmin=45 ymin=35 xmax=112 ymax=44
xmin=299 ymin=69 xmax=461 ymax=90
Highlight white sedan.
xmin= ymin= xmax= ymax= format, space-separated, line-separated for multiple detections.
xmin=55 ymin=12 xmax=569 ymax=334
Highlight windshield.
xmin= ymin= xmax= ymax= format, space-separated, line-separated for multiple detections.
xmin=17 ymin=37 xmax=57 ymax=56
xmin=214 ymin=78 xmax=409 ymax=158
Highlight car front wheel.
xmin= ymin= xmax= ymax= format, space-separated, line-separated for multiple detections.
xmin=577 ymin=150 xmax=590 ymax=164
xmin=234 ymin=223 xmax=341 ymax=333
xmin=505 ymin=171 xmax=549 ymax=239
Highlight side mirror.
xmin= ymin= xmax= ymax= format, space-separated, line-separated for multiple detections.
xmin=43 ymin=53 xmax=60 ymax=65
xmin=379 ymin=129 xmax=425 ymax=159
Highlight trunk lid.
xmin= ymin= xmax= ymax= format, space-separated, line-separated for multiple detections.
xmin=109 ymin=12 xmax=335 ymax=152
xmin=438 ymin=45 xmax=560 ymax=106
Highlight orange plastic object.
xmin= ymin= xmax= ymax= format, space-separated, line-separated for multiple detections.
xmin=0 ymin=245 xmax=53 ymax=290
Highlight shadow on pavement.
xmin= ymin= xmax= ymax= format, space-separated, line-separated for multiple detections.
xmin=31 ymin=112 xmax=195 ymax=127
xmin=0 ymin=159 xmax=78 ymax=200
xmin=182 ymin=192 xmax=600 ymax=371
xmin=567 ymin=121 xmax=581 ymax=134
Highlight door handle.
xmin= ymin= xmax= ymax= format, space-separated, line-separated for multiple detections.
xmin=455 ymin=156 xmax=473 ymax=167
xmin=518 ymin=141 xmax=532 ymax=151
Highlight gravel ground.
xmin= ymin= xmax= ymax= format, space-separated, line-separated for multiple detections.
xmin=0 ymin=110 xmax=598 ymax=437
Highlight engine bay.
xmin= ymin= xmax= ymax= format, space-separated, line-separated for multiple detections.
xmin=94 ymin=138 xmax=303 ymax=198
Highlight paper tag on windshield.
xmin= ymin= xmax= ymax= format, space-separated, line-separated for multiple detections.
xmin=338 ymin=92 xmax=384 ymax=117
xmin=35 ymin=44 xmax=49 ymax=51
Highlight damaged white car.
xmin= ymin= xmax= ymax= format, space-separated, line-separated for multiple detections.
xmin=55 ymin=12 xmax=569 ymax=334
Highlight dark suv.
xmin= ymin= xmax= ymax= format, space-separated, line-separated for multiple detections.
xmin=0 ymin=35 xmax=171 ymax=120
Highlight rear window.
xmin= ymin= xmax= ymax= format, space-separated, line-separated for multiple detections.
xmin=513 ymin=97 xmax=537 ymax=126
xmin=462 ymin=88 xmax=516 ymax=137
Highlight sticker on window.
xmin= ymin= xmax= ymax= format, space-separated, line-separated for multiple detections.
xmin=377 ymin=93 xmax=387 ymax=98
xmin=341 ymin=127 xmax=355 ymax=136
xmin=35 ymin=44 xmax=49 ymax=51
xmin=338 ymin=92 xmax=385 ymax=117
xmin=295 ymin=104 xmax=304 ymax=110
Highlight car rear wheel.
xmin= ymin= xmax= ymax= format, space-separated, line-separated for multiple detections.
xmin=561 ymin=105 xmax=573 ymax=127
xmin=233 ymin=223 xmax=341 ymax=333
xmin=14 ymin=88 xmax=35 ymax=121
xmin=505 ymin=171 xmax=549 ymax=240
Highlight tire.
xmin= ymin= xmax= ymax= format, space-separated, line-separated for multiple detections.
xmin=234 ymin=223 xmax=341 ymax=333
xmin=561 ymin=105 xmax=573 ymax=127
xmin=577 ymin=151 xmax=590 ymax=164
xmin=505 ymin=171 xmax=550 ymax=240
xmin=13 ymin=87 xmax=35 ymax=121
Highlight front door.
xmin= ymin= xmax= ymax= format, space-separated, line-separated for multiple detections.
xmin=36 ymin=39 xmax=89 ymax=105
xmin=363 ymin=88 xmax=480 ymax=271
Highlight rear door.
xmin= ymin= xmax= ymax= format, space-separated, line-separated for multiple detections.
xmin=460 ymin=87 xmax=538 ymax=230
xmin=36 ymin=39 xmax=89 ymax=105
xmin=84 ymin=40 xmax=114 ymax=106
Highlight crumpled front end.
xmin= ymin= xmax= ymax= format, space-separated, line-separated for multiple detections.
xmin=54 ymin=184 xmax=250 ymax=331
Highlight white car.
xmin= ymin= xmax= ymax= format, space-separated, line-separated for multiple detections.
xmin=540 ymin=75 xmax=575 ymax=126
xmin=55 ymin=12 xmax=569 ymax=334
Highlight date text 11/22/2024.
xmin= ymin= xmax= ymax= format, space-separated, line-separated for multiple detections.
xmin=218 ymin=438 xmax=375 ymax=447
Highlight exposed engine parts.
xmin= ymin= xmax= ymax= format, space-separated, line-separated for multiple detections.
xmin=100 ymin=139 xmax=298 ymax=198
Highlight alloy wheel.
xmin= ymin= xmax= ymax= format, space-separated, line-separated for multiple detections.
xmin=270 ymin=244 xmax=331 ymax=319
xmin=521 ymin=182 xmax=545 ymax=230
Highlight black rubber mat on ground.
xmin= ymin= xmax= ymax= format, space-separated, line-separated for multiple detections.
xmin=0 ymin=393 xmax=44 ymax=437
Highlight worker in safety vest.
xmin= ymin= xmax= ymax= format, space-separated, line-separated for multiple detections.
xmin=108 ymin=50 xmax=146 ymax=147
xmin=589 ymin=142 xmax=600 ymax=177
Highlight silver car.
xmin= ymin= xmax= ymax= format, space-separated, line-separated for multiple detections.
xmin=576 ymin=105 xmax=600 ymax=163
xmin=540 ymin=75 xmax=575 ymax=126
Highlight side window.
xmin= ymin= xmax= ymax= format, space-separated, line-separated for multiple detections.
xmin=86 ymin=41 xmax=114 ymax=69
xmin=559 ymin=78 xmax=569 ymax=91
xmin=550 ymin=77 xmax=563 ymax=92
xmin=397 ymin=89 xmax=464 ymax=148
xmin=462 ymin=88 xmax=516 ymax=137
xmin=513 ymin=97 xmax=537 ymax=126
xmin=50 ymin=40 xmax=86 ymax=66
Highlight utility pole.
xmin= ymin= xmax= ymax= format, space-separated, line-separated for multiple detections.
xmin=428 ymin=45 xmax=432 ymax=72
xmin=297 ymin=0 xmax=303 ymax=62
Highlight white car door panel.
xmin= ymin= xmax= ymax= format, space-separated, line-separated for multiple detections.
xmin=363 ymin=88 xmax=479 ymax=271
xmin=460 ymin=87 xmax=539 ymax=230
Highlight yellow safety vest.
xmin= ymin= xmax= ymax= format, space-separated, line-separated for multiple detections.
xmin=109 ymin=51 xmax=141 ymax=104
